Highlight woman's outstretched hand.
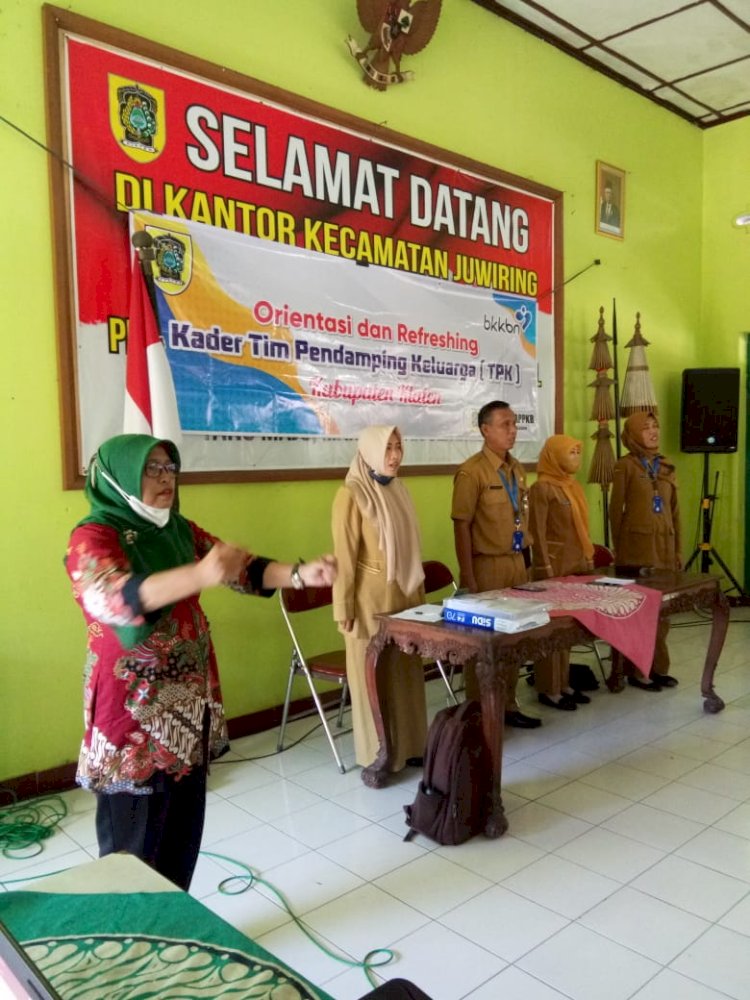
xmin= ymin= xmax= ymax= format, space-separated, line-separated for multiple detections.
xmin=139 ymin=541 xmax=250 ymax=611
xmin=261 ymin=555 xmax=338 ymax=590
xmin=299 ymin=555 xmax=338 ymax=587
xmin=199 ymin=542 xmax=251 ymax=587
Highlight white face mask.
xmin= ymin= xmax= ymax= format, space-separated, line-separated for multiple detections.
xmin=125 ymin=494 xmax=172 ymax=528
xmin=94 ymin=462 xmax=172 ymax=528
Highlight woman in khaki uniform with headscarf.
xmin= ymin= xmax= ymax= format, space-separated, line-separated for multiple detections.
xmin=610 ymin=411 xmax=681 ymax=690
xmin=529 ymin=435 xmax=595 ymax=710
xmin=332 ymin=426 xmax=427 ymax=771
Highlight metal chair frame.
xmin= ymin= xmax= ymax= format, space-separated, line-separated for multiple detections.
xmin=277 ymin=586 xmax=350 ymax=774
xmin=422 ymin=559 xmax=460 ymax=703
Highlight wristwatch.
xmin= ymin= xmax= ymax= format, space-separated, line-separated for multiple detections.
xmin=290 ymin=562 xmax=305 ymax=590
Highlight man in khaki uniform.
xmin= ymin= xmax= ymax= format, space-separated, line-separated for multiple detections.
xmin=451 ymin=400 xmax=541 ymax=728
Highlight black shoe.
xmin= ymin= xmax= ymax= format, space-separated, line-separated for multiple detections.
xmin=505 ymin=710 xmax=543 ymax=728
xmin=568 ymin=689 xmax=591 ymax=704
xmin=653 ymin=674 xmax=679 ymax=687
xmin=405 ymin=756 xmax=424 ymax=767
xmin=569 ymin=663 xmax=600 ymax=691
xmin=627 ymin=675 xmax=662 ymax=691
xmin=538 ymin=693 xmax=577 ymax=711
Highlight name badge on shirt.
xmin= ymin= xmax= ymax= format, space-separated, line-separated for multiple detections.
xmin=653 ymin=494 xmax=663 ymax=514
xmin=512 ymin=529 xmax=524 ymax=552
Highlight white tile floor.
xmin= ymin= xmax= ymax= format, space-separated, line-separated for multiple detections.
xmin=5 ymin=610 xmax=750 ymax=999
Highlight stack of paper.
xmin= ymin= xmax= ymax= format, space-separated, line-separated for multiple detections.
xmin=443 ymin=591 xmax=550 ymax=633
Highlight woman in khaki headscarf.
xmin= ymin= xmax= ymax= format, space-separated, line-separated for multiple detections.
xmin=529 ymin=435 xmax=595 ymax=709
xmin=610 ymin=411 xmax=681 ymax=690
xmin=332 ymin=426 xmax=427 ymax=771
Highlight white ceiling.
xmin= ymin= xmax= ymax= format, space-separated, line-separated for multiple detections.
xmin=471 ymin=0 xmax=750 ymax=127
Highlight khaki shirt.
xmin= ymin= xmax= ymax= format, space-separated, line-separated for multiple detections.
xmin=451 ymin=445 xmax=531 ymax=556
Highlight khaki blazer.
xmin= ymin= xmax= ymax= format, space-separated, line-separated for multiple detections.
xmin=529 ymin=480 xmax=593 ymax=578
xmin=609 ymin=453 xmax=681 ymax=570
xmin=332 ymin=485 xmax=424 ymax=639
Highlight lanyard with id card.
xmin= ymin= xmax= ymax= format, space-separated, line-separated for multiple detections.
xmin=641 ymin=456 xmax=663 ymax=514
xmin=498 ymin=469 xmax=524 ymax=551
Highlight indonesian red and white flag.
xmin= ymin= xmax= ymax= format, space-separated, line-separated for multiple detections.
xmin=123 ymin=255 xmax=182 ymax=445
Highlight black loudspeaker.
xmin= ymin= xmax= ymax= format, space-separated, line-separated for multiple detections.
xmin=680 ymin=368 xmax=739 ymax=453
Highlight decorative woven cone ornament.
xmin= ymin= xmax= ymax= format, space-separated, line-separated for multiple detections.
xmin=588 ymin=306 xmax=613 ymax=372
xmin=588 ymin=423 xmax=616 ymax=486
xmin=588 ymin=372 xmax=616 ymax=422
xmin=620 ymin=312 xmax=658 ymax=417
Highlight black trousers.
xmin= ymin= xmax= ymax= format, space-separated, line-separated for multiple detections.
xmin=95 ymin=759 xmax=208 ymax=891
xmin=359 ymin=981 xmax=433 ymax=1000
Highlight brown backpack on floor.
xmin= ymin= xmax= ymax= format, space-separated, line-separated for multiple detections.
xmin=403 ymin=700 xmax=490 ymax=846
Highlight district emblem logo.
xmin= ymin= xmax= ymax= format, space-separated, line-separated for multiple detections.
xmin=109 ymin=76 xmax=165 ymax=163
xmin=146 ymin=226 xmax=192 ymax=295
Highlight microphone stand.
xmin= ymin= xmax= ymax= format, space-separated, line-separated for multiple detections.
xmin=131 ymin=229 xmax=159 ymax=318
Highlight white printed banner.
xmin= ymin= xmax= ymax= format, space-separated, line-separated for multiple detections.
xmin=131 ymin=213 xmax=552 ymax=469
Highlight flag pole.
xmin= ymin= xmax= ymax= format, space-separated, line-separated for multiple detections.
xmin=124 ymin=230 xmax=182 ymax=444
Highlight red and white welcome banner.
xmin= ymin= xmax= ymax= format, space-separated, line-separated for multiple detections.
xmin=53 ymin=15 xmax=561 ymax=475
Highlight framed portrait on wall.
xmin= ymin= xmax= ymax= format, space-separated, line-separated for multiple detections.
xmin=596 ymin=161 xmax=625 ymax=240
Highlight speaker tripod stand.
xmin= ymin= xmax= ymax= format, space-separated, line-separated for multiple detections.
xmin=684 ymin=452 xmax=748 ymax=600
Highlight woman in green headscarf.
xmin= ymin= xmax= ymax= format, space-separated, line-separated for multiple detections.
xmin=66 ymin=434 xmax=336 ymax=890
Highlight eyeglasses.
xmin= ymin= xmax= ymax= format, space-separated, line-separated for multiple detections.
xmin=144 ymin=460 xmax=179 ymax=478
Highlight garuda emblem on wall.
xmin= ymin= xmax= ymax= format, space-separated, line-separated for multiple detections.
xmin=347 ymin=0 xmax=442 ymax=91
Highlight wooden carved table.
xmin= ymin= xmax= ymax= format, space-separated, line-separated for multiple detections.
xmin=362 ymin=571 xmax=729 ymax=840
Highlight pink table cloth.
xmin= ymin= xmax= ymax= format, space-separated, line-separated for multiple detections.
xmin=512 ymin=577 xmax=662 ymax=674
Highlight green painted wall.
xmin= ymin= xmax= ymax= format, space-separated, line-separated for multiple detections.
xmin=0 ymin=0 xmax=741 ymax=782
xmin=700 ymin=118 xmax=750 ymax=583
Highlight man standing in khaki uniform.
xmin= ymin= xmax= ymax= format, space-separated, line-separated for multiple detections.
xmin=451 ymin=400 xmax=541 ymax=728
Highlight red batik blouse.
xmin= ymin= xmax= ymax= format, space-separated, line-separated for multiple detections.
xmin=66 ymin=520 xmax=271 ymax=794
